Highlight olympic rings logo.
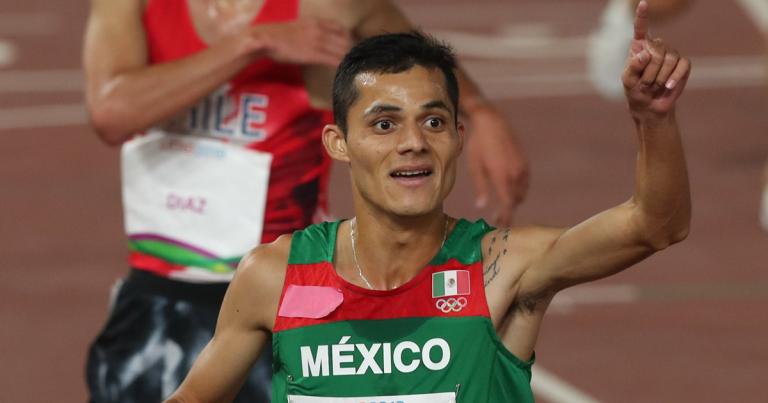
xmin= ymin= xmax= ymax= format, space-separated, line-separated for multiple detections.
xmin=435 ymin=297 xmax=467 ymax=313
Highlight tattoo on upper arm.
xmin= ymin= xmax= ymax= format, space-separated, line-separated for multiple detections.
xmin=484 ymin=229 xmax=553 ymax=313
xmin=484 ymin=229 xmax=509 ymax=288
xmin=484 ymin=253 xmax=500 ymax=287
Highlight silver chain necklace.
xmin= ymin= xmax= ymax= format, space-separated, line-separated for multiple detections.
xmin=349 ymin=216 xmax=449 ymax=290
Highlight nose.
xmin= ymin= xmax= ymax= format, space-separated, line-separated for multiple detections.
xmin=395 ymin=123 xmax=428 ymax=155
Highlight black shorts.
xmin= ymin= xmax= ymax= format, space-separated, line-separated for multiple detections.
xmin=85 ymin=269 xmax=272 ymax=403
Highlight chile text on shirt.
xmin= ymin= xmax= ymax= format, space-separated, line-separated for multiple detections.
xmin=186 ymin=84 xmax=270 ymax=142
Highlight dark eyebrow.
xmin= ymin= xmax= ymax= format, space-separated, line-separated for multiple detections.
xmin=363 ymin=103 xmax=402 ymax=117
xmin=422 ymin=100 xmax=452 ymax=114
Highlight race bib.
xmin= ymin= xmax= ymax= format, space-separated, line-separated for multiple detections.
xmin=287 ymin=392 xmax=456 ymax=403
xmin=121 ymin=131 xmax=271 ymax=282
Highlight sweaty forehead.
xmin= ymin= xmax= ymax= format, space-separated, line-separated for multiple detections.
xmin=351 ymin=67 xmax=451 ymax=110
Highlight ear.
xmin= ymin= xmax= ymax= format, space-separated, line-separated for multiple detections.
xmin=322 ymin=124 xmax=350 ymax=163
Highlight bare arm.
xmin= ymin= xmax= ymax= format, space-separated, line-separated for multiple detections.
xmin=165 ymin=237 xmax=290 ymax=403
xmin=487 ymin=2 xmax=690 ymax=360
xmin=352 ymin=0 xmax=529 ymax=226
xmin=84 ymin=0 xmax=351 ymax=145
xmin=491 ymin=0 xmax=691 ymax=312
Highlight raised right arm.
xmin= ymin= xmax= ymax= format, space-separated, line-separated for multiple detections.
xmin=83 ymin=0 xmax=351 ymax=145
xmin=165 ymin=236 xmax=290 ymax=403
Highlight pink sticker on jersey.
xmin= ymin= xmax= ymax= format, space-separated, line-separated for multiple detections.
xmin=278 ymin=285 xmax=343 ymax=319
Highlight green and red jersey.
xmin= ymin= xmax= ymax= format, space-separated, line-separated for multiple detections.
xmin=272 ymin=219 xmax=535 ymax=402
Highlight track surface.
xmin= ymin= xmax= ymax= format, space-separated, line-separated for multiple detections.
xmin=1 ymin=1 xmax=766 ymax=402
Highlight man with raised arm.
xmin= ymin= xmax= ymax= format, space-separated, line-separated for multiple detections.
xmin=83 ymin=1 xmax=527 ymax=402
xmin=165 ymin=2 xmax=690 ymax=401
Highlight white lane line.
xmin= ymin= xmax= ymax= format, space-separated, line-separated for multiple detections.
xmin=431 ymin=29 xmax=587 ymax=59
xmin=547 ymin=280 xmax=768 ymax=315
xmin=499 ymin=23 xmax=558 ymax=38
xmin=472 ymin=55 xmax=767 ymax=100
xmin=736 ymin=0 xmax=768 ymax=33
xmin=0 ymin=39 xmax=17 ymax=67
xmin=0 ymin=14 xmax=60 ymax=36
xmin=0 ymin=104 xmax=86 ymax=130
xmin=404 ymin=2 xmax=593 ymax=28
xmin=686 ymin=55 xmax=767 ymax=88
xmin=0 ymin=69 xmax=83 ymax=93
xmin=532 ymin=366 xmax=602 ymax=403
xmin=549 ymin=284 xmax=639 ymax=314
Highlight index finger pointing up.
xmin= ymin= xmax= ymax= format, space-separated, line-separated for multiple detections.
xmin=634 ymin=0 xmax=650 ymax=40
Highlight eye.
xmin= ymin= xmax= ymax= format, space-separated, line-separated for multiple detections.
xmin=425 ymin=117 xmax=444 ymax=130
xmin=374 ymin=120 xmax=394 ymax=132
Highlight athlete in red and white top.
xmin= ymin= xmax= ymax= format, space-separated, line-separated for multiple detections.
xmin=83 ymin=0 xmax=529 ymax=402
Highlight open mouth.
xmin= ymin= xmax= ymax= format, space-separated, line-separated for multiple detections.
xmin=390 ymin=168 xmax=433 ymax=179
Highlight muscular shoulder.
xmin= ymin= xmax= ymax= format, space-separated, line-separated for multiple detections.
xmin=226 ymin=234 xmax=293 ymax=331
xmin=239 ymin=233 xmax=292 ymax=273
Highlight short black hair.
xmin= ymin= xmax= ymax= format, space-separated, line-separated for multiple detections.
xmin=332 ymin=31 xmax=459 ymax=134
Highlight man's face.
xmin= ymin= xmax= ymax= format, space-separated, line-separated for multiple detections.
xmin=340 ymin=66 xmax=464 ymax=217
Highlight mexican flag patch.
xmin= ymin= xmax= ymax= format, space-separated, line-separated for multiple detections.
xmin=432 ymin=270 xmax=470 ymax=298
